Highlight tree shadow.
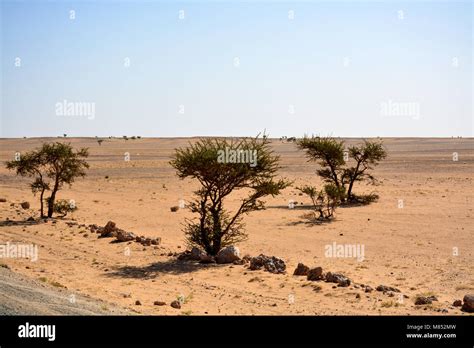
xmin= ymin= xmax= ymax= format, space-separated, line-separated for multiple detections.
xmin=266 ymin=204 xmax=314 ymax=211
xmin=286 ymin=215 xmax=335 ymax=227
xmin=0 ymin=218 xmax=42 ymax=227
xmin=104 ymin=259 xmax=225 ymax=280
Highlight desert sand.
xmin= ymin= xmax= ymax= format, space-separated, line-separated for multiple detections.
xmin=0 ymin=137 xmax=472 ymax=315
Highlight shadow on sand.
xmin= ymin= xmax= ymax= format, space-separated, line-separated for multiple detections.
xmin=0 ymin=218 xmax=43 ymax=227
xmin=104 ymin=259 xmax=226 ymax=279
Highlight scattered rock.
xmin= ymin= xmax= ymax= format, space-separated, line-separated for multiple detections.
xmin=100 ymin=221 xmax=119 ymax=238
xmin=116 ymin=230 xmax=136 ymax=242
xmin=216 ymin=246 xmax=240 ymax=264
xmin=307 ymin=267 xmax=324 ymax=281
xmin=20 ymin=202 xmax=30 ymax=209
xmin=376 ymin=285 xmax=400 ymax=293
xmin=154 ymin=301 xmax=166 ymax=306
xmin=170 ymin=300 xmax=181 ymax=309
xmin=461 ymin=294 xmax=474 ymax=313
xmin=414 ymin=296 xmax=437 ymax=305
xmin=364 ymin=285 xmax=373 ymax=293
xmin=293 ymin=263 xmax=309 ymax=276
xmin=452 ymin=299 xmax=462 ymax=307
xmin=135 ymin=300 xmax=142 ymax=306
xmin=249 ymin=254 xmax=286 ymax=274
xmin=325 ymin=272 xmax=351 ymax=287
xmin=356 ymin=293 xmax=361 ymax=299
xmin=91 ymin=221 xmax=160 ymax=246
xmin=170 ymin=206 xmax=179 ymax=212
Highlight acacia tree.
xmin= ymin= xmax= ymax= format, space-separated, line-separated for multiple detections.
xmin=342 ymin=140 xmax=387 ymax=201
xmin=170 ymin=135 xmax=290 ymax=256
xmin=297 ymin=136 xmax=386 ymax=203
xmin=6 ymin=142 xmax=89 ymax=218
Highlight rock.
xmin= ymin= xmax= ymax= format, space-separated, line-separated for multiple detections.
xmin=115 ymin=230 xmax=136 ymax=242
xmin=461 ymin=294 xmax=474 ymax=313
xmin=293 ymin=263 xmax=310 ymax=276
xmin=242 ymin=255 xmax=252 ymax=263
xmin=233 ymin=259 xmax=246 ymax=265
xmin=452 ymin=299 xmax=462 ymax=307
xmin=365 ymin=285 xmax=373 ymax=293
xmin=26 ymin=217 xmax=35 ymax=222
xmin=170 ymin=206 xmax=179 ymax=212
xmin=135 ymin=300 xmax=141 ymax=305
xmin=415 ymin=296 xmax=433 ymax=305
xmin=307 ymin=267 xmax=324 ymax=281
xmin=89 ymin=224 xmax=100 ymax=233
xmin=0 ymin=198 xmax=6 ymax=202
xmin=376 ymin=285 xmax=400 ymax=293
xmin=356 ymin=293 xmax=361 ymax=299
xmin=216 ymin=246 xmax=240 ymax=264
xmin=154 ymin=301 xmax=166 ymax=306
xmin=170 ymin=300 xmax=181 ymax=309
xmin=151 ymin=238 xmax=161 ymax=245
xmin=249 ymin=254 xmax=286 ymax=274
xmin=190 ymin=247 xmax=206 ymax=261
xmin=325 ymin=272 xmax=351 ymax=287
xmin=100 ymin=221 xmax=118 ymax=238
xmin=20 ymin=202 xmax=30 ymax=209
xmin=199 ymin=255 xmax=216 ymax=264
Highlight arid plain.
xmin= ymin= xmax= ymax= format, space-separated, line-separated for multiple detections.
xmin=0 ymin=137 xmax=472 ymax=315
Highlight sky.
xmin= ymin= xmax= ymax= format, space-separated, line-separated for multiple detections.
xmin=1 ymin=0 xmax=472 ymax=138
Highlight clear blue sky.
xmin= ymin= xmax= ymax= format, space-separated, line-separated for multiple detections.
xmin=1 ymin=0 xmax=472 ymax=138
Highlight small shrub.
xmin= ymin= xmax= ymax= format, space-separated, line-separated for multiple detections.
xmin=48 ymin=199 xmax=77 ymax=217
xmin=297 ymin=184 xmax=345 ymax=220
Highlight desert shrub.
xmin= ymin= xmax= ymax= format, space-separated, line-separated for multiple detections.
xmin=298 ymin=184 xmax=345 ymax=220
xmin=297 ymin=136 xmax=386 ymax=203
xmin=6 ymin=142 xmax=89 ymax=218
xmin=48 ymin=199 xmax=77 ymax=217
xmin=171 ymin=134 xmax=290 ymax=255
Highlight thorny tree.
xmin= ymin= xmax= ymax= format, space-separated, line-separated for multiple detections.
xmin=297 ymin=136 xmax=387 ymax=203
xmin=6 ymin=142 xmax=89 ymax=218
xmin=171 ymin=135 xmax=290 ymax=255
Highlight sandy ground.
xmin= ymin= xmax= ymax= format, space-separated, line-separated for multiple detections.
xmin=0 ymin=137 xmax=472 ymax=315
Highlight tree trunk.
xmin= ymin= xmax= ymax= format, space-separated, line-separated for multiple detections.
xmin=47 ymin=180 xmax=60 ymax=218
xmin=39 ymin=188 xmax=45 ymax=217
xmin=347 ymin=161 xmax=362 ymax=201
